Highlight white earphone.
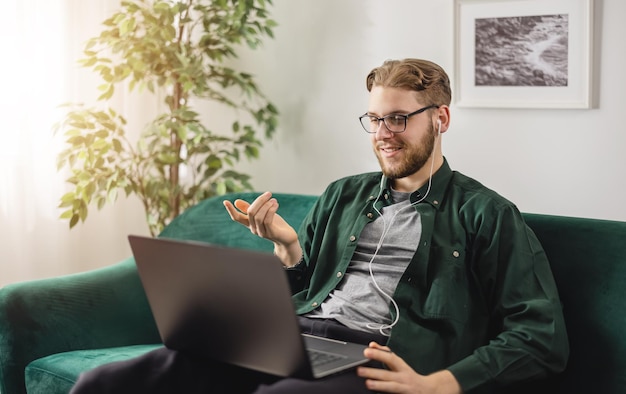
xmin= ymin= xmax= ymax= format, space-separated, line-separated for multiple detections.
xmin=367 ymin=116 xmax=444 ymax=335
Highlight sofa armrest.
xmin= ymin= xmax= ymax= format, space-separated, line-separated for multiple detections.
xmin=0 ymin=257 xmax=161 ymax=394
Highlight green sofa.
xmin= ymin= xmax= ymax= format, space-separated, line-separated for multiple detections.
xmin=1 ymin=192 xmax=625 ymax=393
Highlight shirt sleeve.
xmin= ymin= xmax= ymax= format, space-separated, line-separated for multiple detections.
xmin=447 ymin=205 xmax=569 ymax=391
xmin=284 ymin=255 xmax=306 ymax=293
xmin=283 ymin=193 xmax=321 ymax=294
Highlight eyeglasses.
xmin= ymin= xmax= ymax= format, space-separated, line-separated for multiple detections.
xmin=358 ymin=105 xmax=439 ymax=134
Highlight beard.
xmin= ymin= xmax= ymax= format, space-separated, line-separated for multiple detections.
xmin=374 ymin=122 xmax=436 ymax=180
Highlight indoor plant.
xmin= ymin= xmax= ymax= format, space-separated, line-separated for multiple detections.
xmin=54 ymin=0 xmax=278 ymax=235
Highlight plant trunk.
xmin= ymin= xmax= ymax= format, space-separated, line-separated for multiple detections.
xmin=169 ymin=81 xmax=183 ymax=222
xmin=168 ymin=4 xmax=191 ymax=223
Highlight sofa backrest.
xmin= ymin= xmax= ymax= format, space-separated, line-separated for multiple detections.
xmin=162 ymin=193 xmax=626 ymax=393
xmin=523 ymin=213 xmax=626 ymax=393
xmin=159 ymin=192 xmax=319 ymax=251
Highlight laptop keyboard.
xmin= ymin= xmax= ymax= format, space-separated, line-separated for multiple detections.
xmin=307 ymin=348 xmax=346 ymax=367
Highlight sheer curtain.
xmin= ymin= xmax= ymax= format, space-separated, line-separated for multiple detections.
xmin=0 ymin=0 xmax=150 ymax=287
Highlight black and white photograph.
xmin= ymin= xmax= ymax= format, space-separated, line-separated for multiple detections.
xmin=474 ymin=14 xmax=569 ymax=87
xmin=454 ymin=0 xmax=594 ymax=108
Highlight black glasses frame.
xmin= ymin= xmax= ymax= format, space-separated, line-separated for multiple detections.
xmin=358 ymin=104 xmax=439 ymax=134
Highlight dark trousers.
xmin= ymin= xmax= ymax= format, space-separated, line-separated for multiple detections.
xmin=70 ymin=318 xmax=386 ymax=394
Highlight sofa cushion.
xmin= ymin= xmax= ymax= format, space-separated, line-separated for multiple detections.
xmin=24 ymin=344 xmax=162 ymax=394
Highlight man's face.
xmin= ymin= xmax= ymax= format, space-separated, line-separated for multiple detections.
xmin=368 ymin=86 xmax=436 ymax=180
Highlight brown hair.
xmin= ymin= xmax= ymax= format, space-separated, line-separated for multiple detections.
xmin=365 ymin=58 xmax=451 ymax=106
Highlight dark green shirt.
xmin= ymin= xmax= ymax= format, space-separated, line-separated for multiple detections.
xmin=285 ymin=159 xmax=568 ymax=392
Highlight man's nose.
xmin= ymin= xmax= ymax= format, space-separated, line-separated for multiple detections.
xmin=374 ymin=120 xmax=394 ymax=138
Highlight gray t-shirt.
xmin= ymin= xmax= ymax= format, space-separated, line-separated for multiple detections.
xmin=306 ymin=189 xmax=422 ymax=335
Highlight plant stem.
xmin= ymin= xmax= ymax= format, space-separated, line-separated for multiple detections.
xmin=169 ymin=84 xmax=182 ymax=222
xmin=168 ymin=1 xmax=193 ymax=222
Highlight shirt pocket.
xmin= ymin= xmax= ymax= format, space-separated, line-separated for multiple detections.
xmin=421 ymin=245 xmax=470 ymax=324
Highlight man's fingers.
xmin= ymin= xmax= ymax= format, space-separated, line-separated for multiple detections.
xmin=364 ymin=346 xmax=411 ymax=373
xmin=233 ymin=199 xmax=250 ymax=214
xmin=357 ymin=365 xmax=393 ymax=381
xmin=225 ymin=192 xmax=278 ymax=238
xmin=245 ymin=191 xmax=273 ymax=216
xmin=223 ymin=200 xmax=250 ymax=227
xmin=357 ymin=367 xmax=404 ymax=393
xmin=249 ymin=198 xmax=279 ymax=238
xmin=368 ymin=341 xmax=391 ymax=352
xmin=364 ymin=347 xmax=395 ymax=365
xmin=223 ymin=200 xmax=239 ymax=218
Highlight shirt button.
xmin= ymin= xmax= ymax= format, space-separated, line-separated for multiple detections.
xmin=336 ymin=272 xmax=343 ymax=278
xmin=349 ymin=235 xmax=356 ymax=242
xmin=384 ymin=193 xmax=389 ymax=200
xmin=367 ymin=213 xmax=373 ymax=219
xmin=312 ymin=302 xmax=318 ymax=307
xmin=368 ymin=195 xmax=375 ymax=201
xmin=433 ymin=200 xmax=439 ymax=205
xmin=452 ymin=250 xmax=460 ymax=258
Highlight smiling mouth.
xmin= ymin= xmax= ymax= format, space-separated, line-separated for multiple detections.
xmin=380 ymin=146 xmax=402 ymax=153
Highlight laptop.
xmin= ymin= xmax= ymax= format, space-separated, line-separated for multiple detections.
xmin=129 ymin=235 xmax=370 ymax=379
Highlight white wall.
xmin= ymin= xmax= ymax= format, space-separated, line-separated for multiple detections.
xmin=3 ymin=0 xmax=624 ymax=286
xmin=233 ymin=0 xmax=626 ymax=222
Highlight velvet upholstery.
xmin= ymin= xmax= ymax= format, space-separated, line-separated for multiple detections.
xmin=24 ymin=344 xmax=162 ymax=394
xmin=158 ymin=192 xmax=318 ymax=251
xmin=0 ymin=192 xmax=623 ymax=393
xmin=523 ymin=213 xmax=626 ymax=393
xmin=0 ymin=257 xmax=161 ymax=394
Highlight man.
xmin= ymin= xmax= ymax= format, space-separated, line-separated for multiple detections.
xmin=71 ymin=58 xmax=568 ymax=393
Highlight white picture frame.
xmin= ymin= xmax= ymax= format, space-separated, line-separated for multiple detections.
xmin=454 ymin=0 xmax=594 ymax=109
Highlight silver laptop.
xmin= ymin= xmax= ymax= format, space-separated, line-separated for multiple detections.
xmin=129 ymin=235 xmax=370 ymax=379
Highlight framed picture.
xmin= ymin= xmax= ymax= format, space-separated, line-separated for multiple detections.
xmin=454 ymin=0 xmax=594 ymax=109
